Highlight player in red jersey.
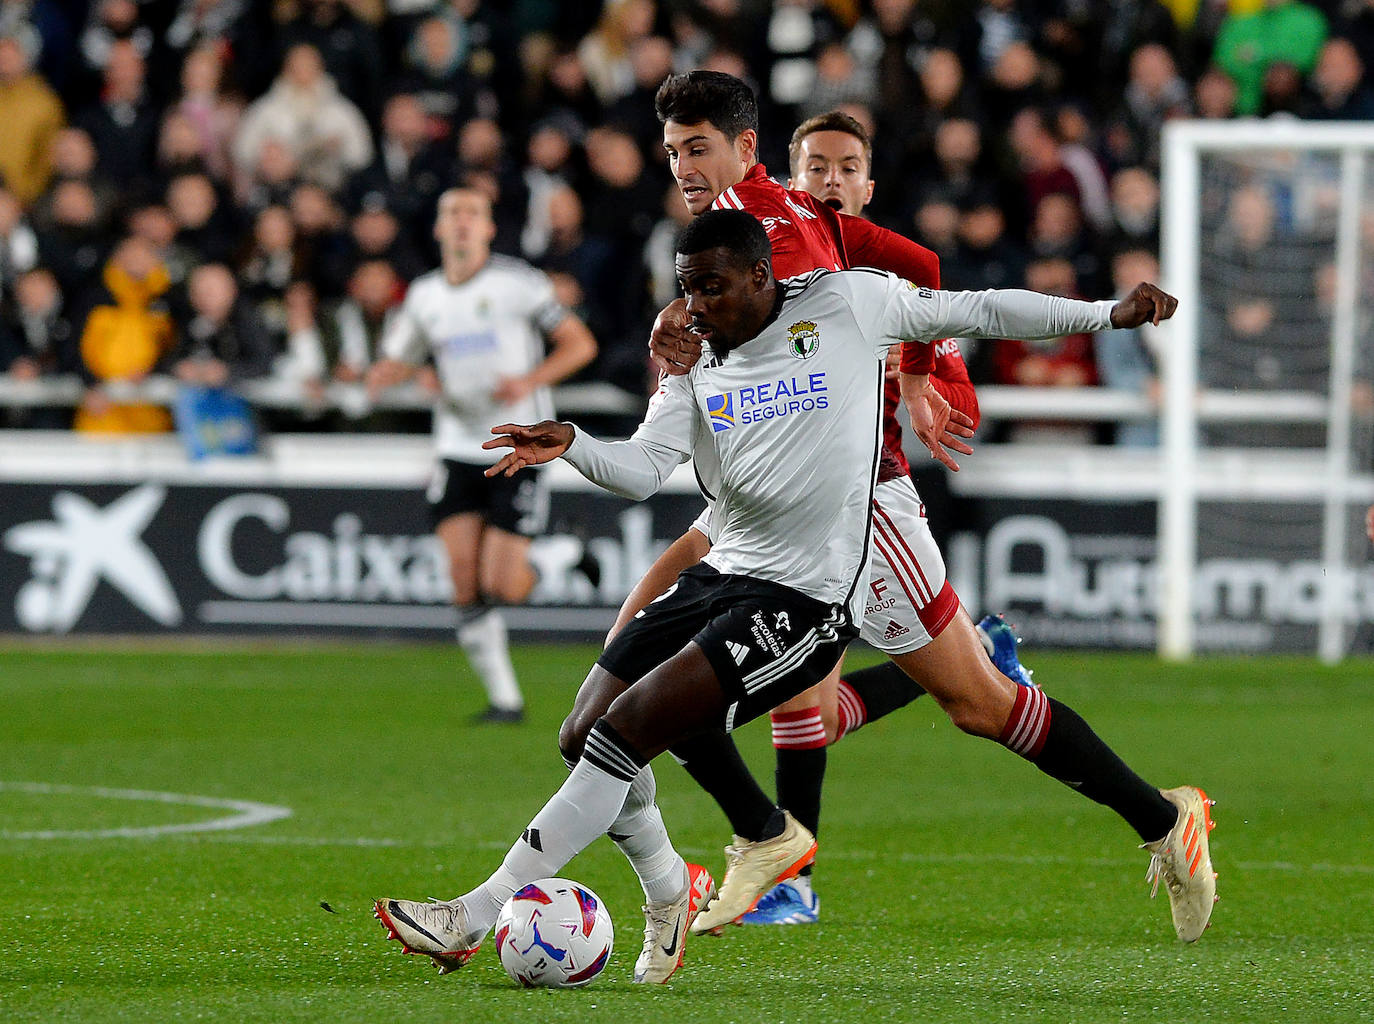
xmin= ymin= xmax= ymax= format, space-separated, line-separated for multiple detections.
xmin=612 ymin=72 xmax=1214 ymax=942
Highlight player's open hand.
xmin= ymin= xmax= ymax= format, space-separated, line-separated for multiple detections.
xmin=483 ymin=420 xmax=576 ymax=477
xmin=1111 ymin=283 xmax=1178 ymax=329
xmin=648 ymin=298 xmax=700 ymax=376
xmin=902 ymin=373 xmax=975 ymax=472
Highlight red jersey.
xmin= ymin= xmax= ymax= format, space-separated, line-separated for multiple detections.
xmin=711 ymin=164 xmax=977 ymax=480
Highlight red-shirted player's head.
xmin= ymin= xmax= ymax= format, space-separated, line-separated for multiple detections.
xmin=786 ymin=111 xmax=875 ymax=217
xmin=674 ymin=209 xmax=776 ymax=356
xmin=656 ymin=71 xmax=759 ymax=215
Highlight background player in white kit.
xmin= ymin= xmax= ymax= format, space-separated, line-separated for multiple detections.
xmin=374 ymin=210 xmax=1190 ymax=983
xmin=367 ymin=188 xmax=596 ymax=723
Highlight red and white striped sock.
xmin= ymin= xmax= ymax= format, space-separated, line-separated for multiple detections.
xmin=998 ymin=683 xmax=1052 ymax=759
xmin=771 ymin=707 xmax=827 ymax=750
xmin=833 ymin=681 xmax=867 ymax=742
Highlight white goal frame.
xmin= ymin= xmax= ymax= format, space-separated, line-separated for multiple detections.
xmin=1159 ymin=120 xmax=1374 ymax=662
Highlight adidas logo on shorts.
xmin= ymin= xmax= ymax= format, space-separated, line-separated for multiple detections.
xmin=883 ymin=619 xmax=909 ymax=641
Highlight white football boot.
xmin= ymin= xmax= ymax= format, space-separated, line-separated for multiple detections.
xmin=633 ymin=862 xmax=716 ymax=983
xmin=690 ymin=811 xmax=816 ymax=935
xmin=1142 ymin=786 xmax=1218 ymax=942
xmin=374 ymin=896 xmax=484 ymax=973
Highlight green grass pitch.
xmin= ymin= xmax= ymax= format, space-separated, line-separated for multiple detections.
xmin=2 ymin=643 xmax=1372 ymax=1023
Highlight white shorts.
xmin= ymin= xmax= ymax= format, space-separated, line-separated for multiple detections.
xmin=860 ymin=475 xmax=959 ymax=655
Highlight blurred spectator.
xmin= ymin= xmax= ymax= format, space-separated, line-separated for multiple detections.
xmin=1029 ymin=191 xmax=1102 ymax=297
xmin=1008 ymin=106 xmax=1079 ymax=227
xmin=993 ymin=256 xmax=1098 ymax=386
xmin=1193 ymin=65 xmax=1239 ymax=119
xmin=283 ymin=260 xmax=409 ymax=425
xmin=73 ymin=235 xmax=175 ymax=434
xmin=172 ymin=261 xmax=275 ymax=386
xmin=605 ymin=34 xmax=675 ymax=155
xmin=1106 ymin=166 xmax=1161 ymax=254
xmin=764 ymin=0 xmax=844 ymax=112
xmin=1108 ymin=43 xmax=1190 ymax=171
xmin=1095 ymin=248 xmax=1162 ymax=447
xmin=519 ymin=116 xmax=580 ymax=261
xmin=642 ymin=180 xmax=691 ymax=309
xmin=1 ymin=266 xmax=77 ymax=427
xmin=128 ymin=202 xmax=198 ymax=288
xmin=171 ymin=44 xmax=242 ymax=184
xmin=1053 ymin=105 xmax=1112 ymax=233
xmin=237 ymin=204 xmax=307 ymax=348
xmin=272 ymin=0 xmax=384 ymax=122
xmin=911 ymin=196 xmax=960 ymax=259
xmin=37 ymin=179 xmax=112 ymax=298
xmin=1213 ymin=0 xmax=1328 ymax=116
xmin=345 ymin=92 xmax=451 ymax=257
xmin=581 ymin=124 xmax=660 ymax=245
xmin=577 ymin=0 xmax=656 ymax=106
xmin=0 ymin=0 xmax=73 ymax=92
xmin=950 ymin=195 xmax=1025 ymax=292
xmin=288 ymin=181 xmax=350 ymax=295
xmin=233 ymin=43 xmax=373 ymax=192
xmin=398 ymin=14 xmax=489 ymax=133
xmin=0 ymin=33 xmax=65 ymax=205
xmin=74 ymin=0 xmax=156 ymax=106
xmin=798 ymin=40 xmax=876 ymax=121
xmin=74 ymin=38 xmax=160 ymax=196
xmin=527 ymin=48 xmax=602 ymax=136
xmin=343 ymin=198 xmax=426 ymax=287
xmin=1300 ymin=37 xmax=1374 ymax=120
xmin=32 ymin=127 xmax=118 ymax=226
xmin=0 ymin=187 xmax=40 ymax=303
xmin=166 ymin=171 xmax=237 ymax=265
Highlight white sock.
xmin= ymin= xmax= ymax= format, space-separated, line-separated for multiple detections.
xmin=457 ymin=608 xmax=522 ymax=710
xmin=608 ymin=764 xmax=687 ymax=904
xmin=789 ymin=873 xmax=814 ymax=900
xmin=460 ymin=722 xmax=642 ymax=935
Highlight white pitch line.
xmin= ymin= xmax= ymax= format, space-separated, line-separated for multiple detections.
xmin=0 ymin=781 xmax=292 ymax=839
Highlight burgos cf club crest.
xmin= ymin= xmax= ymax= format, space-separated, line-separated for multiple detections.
xmin=787 ymin=319 xmax=820 ymax=359
xmin=707 ymin=392 xmax=735 ymax=432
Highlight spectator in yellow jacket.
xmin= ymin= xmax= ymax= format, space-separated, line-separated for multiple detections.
xmin=0 ymin=35 xmax=64 ymax=205
xmin=74 ymin=237 xmax=176 ymax=434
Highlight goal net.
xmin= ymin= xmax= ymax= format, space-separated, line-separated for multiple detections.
xmin=1159 ymin=121 xmax=1374 ymax=661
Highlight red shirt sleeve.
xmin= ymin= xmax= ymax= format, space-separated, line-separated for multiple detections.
xmin=930 ymin=341 xmax=980 ymax=430
xmin=834 ymin=215 xmax=939 ymax=375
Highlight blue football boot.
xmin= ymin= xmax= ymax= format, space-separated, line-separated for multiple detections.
xmin=976 ymin=614 xmax=1036 ymax=689
xmin=739 ymin=881 xmax=820 ymax=926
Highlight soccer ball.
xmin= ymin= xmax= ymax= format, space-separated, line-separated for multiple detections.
xmin=494 ymin=877 xmax=614 ymax=988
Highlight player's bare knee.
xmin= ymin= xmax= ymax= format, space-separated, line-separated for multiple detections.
xmin=557 ymin=715 xmax=586 ymax=764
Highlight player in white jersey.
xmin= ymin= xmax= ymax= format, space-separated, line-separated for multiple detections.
xmin=374 ymin=210 xmax=1186 ymax=982
xmin=367 ymin=188 xmax=596 ymax=723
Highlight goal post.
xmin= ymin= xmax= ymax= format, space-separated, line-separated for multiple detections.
xmin=1159 ymin=120 xmax=1374 ymax=662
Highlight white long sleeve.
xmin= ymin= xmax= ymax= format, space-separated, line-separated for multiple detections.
xmin=878 ymin=278 xmax=1117 ymax=349
xmin=561 ymin=427 xmax=689 ymax=500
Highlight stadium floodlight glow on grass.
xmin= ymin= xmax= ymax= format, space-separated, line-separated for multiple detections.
xmin=1159 ymin=120 xmax=1374 ymax=663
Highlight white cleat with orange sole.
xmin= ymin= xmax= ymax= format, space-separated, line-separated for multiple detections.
xmin=690 ymin=811 xmax=817 ymax=935
xmin=1143 ymin=786 xmax=1218 ymax=942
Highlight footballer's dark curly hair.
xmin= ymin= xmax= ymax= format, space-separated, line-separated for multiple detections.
xmin=654 ymin=71 xmax=759 ymax=141
xmin=675 ymin=208 xmax=772 ymax=270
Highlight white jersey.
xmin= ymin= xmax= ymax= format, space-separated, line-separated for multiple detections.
xmin=564 ymin=269 xmax=1115 ymax=624
xmin=381 ymin=255 xmax=569 ymax=462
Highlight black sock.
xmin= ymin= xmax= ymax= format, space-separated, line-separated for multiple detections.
xmin=775 ymin=745 xmax=825 ymax=845
xmin=842 ymin=661 xmax=926 ymax=722
xmin=1032 ymin=698 xmax=1177 ymax=842
xmin=671 ymin=730 xmax=780 ymax=841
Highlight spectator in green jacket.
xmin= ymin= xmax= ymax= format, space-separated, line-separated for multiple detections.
xmin=1213 ymin=0 xmax=1328 ymax=115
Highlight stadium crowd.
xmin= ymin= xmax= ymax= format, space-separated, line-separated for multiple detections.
xmin=0 ymin=0 xmax=1370 ymax=442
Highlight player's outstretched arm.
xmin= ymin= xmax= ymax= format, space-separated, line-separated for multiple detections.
xmin=483 ymin=420 xmax=575 ymax=478
xmin=364 ymin=358 xmax=415 ymax=399
xmin=1110 ymin=282 xmax=1178 ymax=329
xmin=647 ymin=298 xmax=700 ymax=376
xmin=606 ymin=527 xmax=712 ymax=646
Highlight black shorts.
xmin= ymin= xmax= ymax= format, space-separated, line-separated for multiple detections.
xmin=598 ymin=563 xmax=858 ymax=734
xmin=426 ymin=458 xmax=549 ymax=536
